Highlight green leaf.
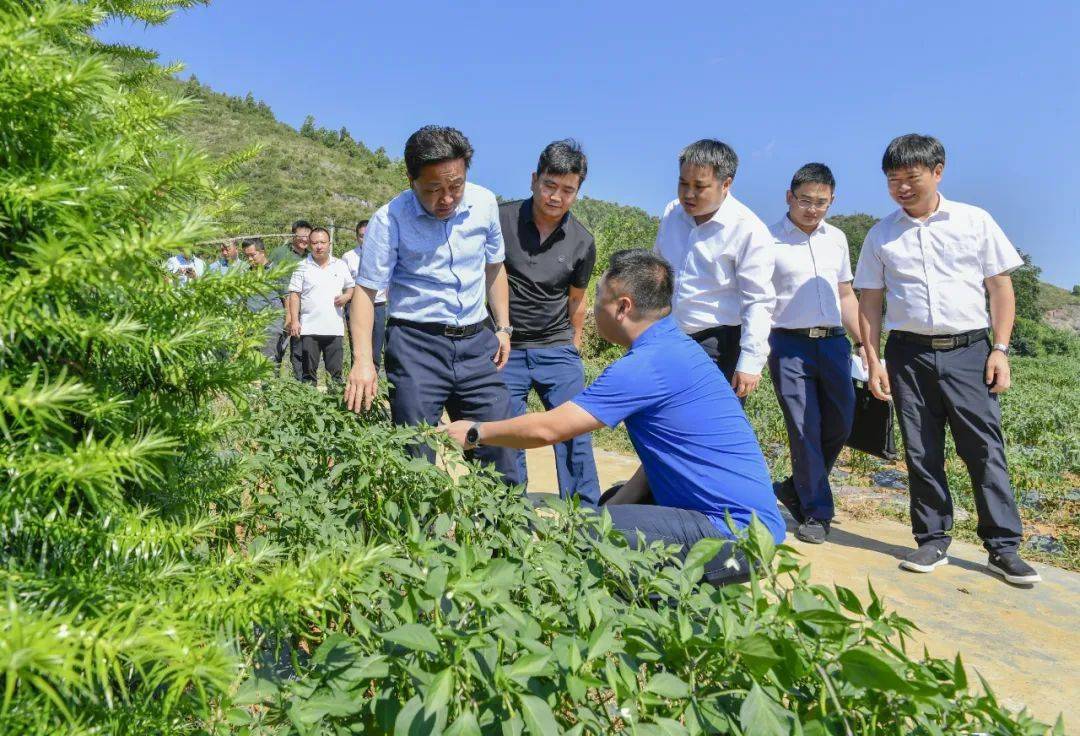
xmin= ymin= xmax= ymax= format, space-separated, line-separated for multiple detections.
xmin=643 ymin=672 xmax=691 ymax=699
xmin=506 ymin=653 xmax=552 ymax=680
xmin=834 ymin=585 xmax=864 ymax=615
xmin=518 ymin=694 xmax=560 ymax=735
xmin=445 ymin=710 xmax=482 ymax=736
xmin=586 ymin=623 xmax=618 ymax=661
xmin=952 ymin=652 xmax=968 ymax=692
xmin=738 ymin=683 xmax=787 ymax=736
xmin=682 ymin=537 xmax=727 ymax=577
xmin=382 ymin=623 xmax=440 ymax=654
xmin=424 ymin=667 xmax=454 ymax=717
xmin=734 ymin=634 xmax=782 ymax=677
xmin=394 ymin=694 xmax=446 ymax=735
xmin=838 ymin=646 xmax=913 ymax=693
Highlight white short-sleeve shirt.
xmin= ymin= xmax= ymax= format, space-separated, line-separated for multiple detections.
xmin=769 ymin=216 xmax=852 ymax=329
xmin=652 ymin=194 xmax=776 ymax=374
xmin=288 ymin=255 xmax=354 ymax=336
xmin=853 ymin=194 xmax=1023 ymax=335
xmin=341 ymin=247 xmax=387 ymax=304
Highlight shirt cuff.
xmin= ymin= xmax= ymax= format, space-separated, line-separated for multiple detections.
xmin=735 ymin=351 xmax=767 ymax=375
xmin=485 ymin=254 xmax=505 ymax=264
xmin=356 ymin=276 xmax=389 ymax=292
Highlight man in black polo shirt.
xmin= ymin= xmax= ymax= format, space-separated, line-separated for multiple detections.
xmin=499 ymin=140 xmax=600 ymax=505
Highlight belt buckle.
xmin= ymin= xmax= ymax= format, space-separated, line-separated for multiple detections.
xmin=444 ymin=325 xmax=467 ymax=338
xmin=931 ymin=337 xmax=955 ymax=350
xmin=808 ymin=327 xmax=827 ymax=338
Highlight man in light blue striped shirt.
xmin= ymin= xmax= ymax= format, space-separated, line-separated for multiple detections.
xmin=344 ymin=125 xmax=518 ymax=483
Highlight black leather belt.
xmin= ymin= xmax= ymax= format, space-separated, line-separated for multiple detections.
xmin=773 ymin=326 xmax=846 ymax=338
xmin=890 ymin=328 xmax=988 ymax=350
xmin=388 ymin=318 xmax=486 ymax=338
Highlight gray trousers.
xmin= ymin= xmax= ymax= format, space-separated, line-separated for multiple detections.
xmin=885 ymin=336 xmax=1022 ymax=553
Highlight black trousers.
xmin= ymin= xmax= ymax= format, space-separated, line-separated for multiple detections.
xmin=885 ymin=336 xmax=1022 ymax=553
xmin=691 ymin=324 xmax=742 ymax=383
xmin=299 ymin=335 xmax=343 ymax=384
xmin=275 ymin=332 xmax=304 ymax=380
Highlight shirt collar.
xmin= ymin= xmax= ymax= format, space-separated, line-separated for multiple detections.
xmin=683 ymin=193 xmax=735 ymax=229
xmin=521 ymin=197 xmax=570 ymax=234
xmin=780 ymin=213 xmax=826 ymax=237
xmin=898 ymin=192 xmax=952 ymax=224
xmin=631 ymin=315 xmax=678 ymax=349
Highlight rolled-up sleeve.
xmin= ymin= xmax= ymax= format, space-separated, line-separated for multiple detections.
xmin=980 ymin=211 xmax=1024 ymax=278
xmin=852 ymin=228 xmax=886 ymax=289
xmin=733 ymin=225 xmax=776 ymax=375
xmin=357 ymin=207 xmax=397 ymax=291
xmin=484 ymin=197 xmax=505 ymax=264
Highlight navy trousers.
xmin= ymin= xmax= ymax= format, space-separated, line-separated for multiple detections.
xmin=768 ymin=332 xmax=855 ymax=522
xmin=603 ymin=504 xmax=749 ymax=586
xmin=345 ymin=302 xmax=387 ymax=369
xmin=503 ymin=345 xmax=600 ymax=505
xmin=385 ymin=323 xmax=519 ymax=485
xmin=885 ymin=337 xmax=1022 ymax=553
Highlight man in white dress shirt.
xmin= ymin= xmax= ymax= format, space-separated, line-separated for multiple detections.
xmin=855 ymin=134 xmax=1038 ymax=585
xmin=341 ymin=220 xmax=388 ymax=368
xmin=287 ymin=227 xmax=354 ymax=384
xmin=653 ymin=139 xmax=775 ymax=399
xmin=768 ymin=163 xmax=863 ymax=544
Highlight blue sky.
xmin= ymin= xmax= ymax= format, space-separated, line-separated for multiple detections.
xmin=100 ymin=0 xmax=1080 ymax=287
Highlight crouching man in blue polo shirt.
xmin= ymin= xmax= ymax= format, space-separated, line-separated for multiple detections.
xmin=441 ymin=249 xmax=785 ymax=584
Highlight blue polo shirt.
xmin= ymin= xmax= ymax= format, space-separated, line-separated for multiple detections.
xmin=572 ymin=317 xmax=785 ymax=543
xmin=356 ymin=182 xmax=505 ymax=326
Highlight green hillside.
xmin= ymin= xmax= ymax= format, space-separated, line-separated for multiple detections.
xmin=179 ymin=75 xmax=1076 ymax=346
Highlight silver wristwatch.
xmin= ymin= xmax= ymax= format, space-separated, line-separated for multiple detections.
xmin=992 ymin=343 xmax=1010 ymax=355
xmin=495 ymin=325 xmax=514 ymax=337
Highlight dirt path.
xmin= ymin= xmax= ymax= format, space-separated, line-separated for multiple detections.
xmin=524 ymin=447 xmax=1079 ymax=727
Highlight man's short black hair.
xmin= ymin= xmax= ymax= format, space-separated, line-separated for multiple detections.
xmin=536 ymin=139 xmax=588 ymax=185
xmin=404 ymin=125 xmax=473 ymax=180
xmin=241 ymin=237 xmax=265 ymax=251
xmin=604 ymin=249 xmax=673 ymax=315
xmin=790 ymin=163 xmax=835 ymax=193
xmin=679 ymin=139 xmax=738 ymax=182
xmin=291 ymin=220 xmax=313 ymax=233
xmin=355 ymin=219 xmax=369 ymax=234
xmin=308 ymin=227 xmax=330 ymax=240
xmin=882 ymin=134 xmax=946 ymax=173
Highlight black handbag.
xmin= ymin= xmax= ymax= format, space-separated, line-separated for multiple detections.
xmin=846 ymin=378 xmax=898 ymax=461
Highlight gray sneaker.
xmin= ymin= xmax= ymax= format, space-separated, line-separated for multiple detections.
xmin=987 ymin=551 xmax=1041 ymax=585
xmin=899 ymin=543 xmax=949 ymax=573
xmin=796 ymin=518 xmax=830 ymax=544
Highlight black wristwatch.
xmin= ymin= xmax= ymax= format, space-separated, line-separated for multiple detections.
xmin=465 ymin=422 xmax=482 ymax=447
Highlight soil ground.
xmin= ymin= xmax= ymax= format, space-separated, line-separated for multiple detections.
xmin=524 ymin=447 xmax=1079 ymax=727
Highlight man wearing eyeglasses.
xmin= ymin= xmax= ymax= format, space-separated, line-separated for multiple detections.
xmin=767 ymin=163 xmax=862 ymax=544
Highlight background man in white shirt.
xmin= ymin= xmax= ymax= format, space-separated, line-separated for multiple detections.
xmin=165 ymin=251 xmax=206 ymax=285
xmin=341 ymin=219 xmax=388 ymax=369
xmin=653 ymin=139 xmax=775 ymax=399
xmin=768 ymin=163 xmax=863 ymax=544
xmin=287 ymin=227 xmax=354 ymax=384
xmin=855 ymin=134 xmax=1039 ymax=585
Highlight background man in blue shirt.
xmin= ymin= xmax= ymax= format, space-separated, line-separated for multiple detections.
xmin=344 ymin=126 xmax=517 ymax=483
xmin=442 ymin=249 xmax=785 ymax=584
